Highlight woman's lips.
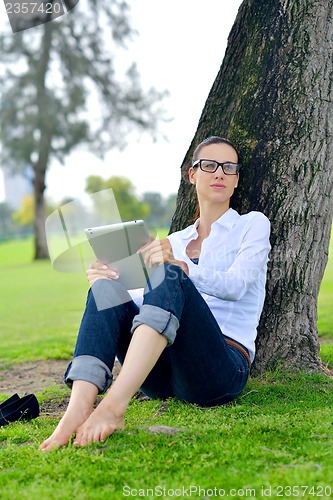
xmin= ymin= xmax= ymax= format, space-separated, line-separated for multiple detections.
xmin=211 ymin=184 xmax=226 ymax=189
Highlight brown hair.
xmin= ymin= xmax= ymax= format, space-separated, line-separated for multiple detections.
xmin=192 ymin=136 xmax=240 ymax=164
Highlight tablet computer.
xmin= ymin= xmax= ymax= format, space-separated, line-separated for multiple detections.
xmin=84 ymin=220 xmax=154 ymax=289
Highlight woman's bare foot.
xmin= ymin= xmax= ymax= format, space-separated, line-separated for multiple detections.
xmin=73 ymin=399 xmax=125 ymax=446
xmin=39 ymin=380 xmax=98 ymax=451
xmin=39 ymin=405 xmax=93 ymax=451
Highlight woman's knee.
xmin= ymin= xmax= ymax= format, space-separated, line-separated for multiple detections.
xmin=147 ymin=263 xmax=187 ymax=291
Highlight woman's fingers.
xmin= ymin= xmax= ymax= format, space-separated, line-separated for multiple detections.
xmin=137 ymin=235 xmax=156 ymax=253
xmin=87 ymin=238 xmax=174 ymax=282
xmin=89 ymin=260 xmax=108 ymax=270
xmin=86 ymin=261 xmax=119 ymax=285
xmin=138 ymin=238 xmax=174 ymax=267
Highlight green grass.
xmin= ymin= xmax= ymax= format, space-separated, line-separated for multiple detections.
xmin=317 ymin=241 xmax=333 ymax=338
xmin=1 ymin=373 xmax=333 ymax=498
xmin=0 ymin=236 xmax=333 ymax=498
xmin=0 ymin=239 xmax=88 ymax=365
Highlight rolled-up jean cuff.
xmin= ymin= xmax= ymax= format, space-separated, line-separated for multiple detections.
xmin=130 ymin=304 xmax=179 ymax=345
xmin=64 ymin=355 xmax=113 ymax=394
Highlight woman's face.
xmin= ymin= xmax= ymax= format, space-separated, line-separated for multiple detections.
xmin=189 ymin=142 xmax=239 ymax=207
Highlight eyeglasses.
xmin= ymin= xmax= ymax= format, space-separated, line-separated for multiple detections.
xmin=192 ymin=159 xmax=241 ymax=175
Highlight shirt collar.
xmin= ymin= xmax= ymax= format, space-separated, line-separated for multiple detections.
xmin=177 ymin=208 xmax=240 ymax=239
xmin=179 ymin=218 xmax=199 ymax=239
xmin=214 ymin=208 xmax=240 ymax=231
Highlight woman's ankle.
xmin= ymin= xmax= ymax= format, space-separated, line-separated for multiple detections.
xmin=67 ymin=380 xmax=99 ymax=411
xmin=99 ymin=392 xmax=128 ymax=420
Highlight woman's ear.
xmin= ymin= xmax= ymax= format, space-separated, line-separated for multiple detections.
xmin=234 ymin=173 xmax=240 ymax=188
xmin=188 ymin=167 xmax=196 ymax=185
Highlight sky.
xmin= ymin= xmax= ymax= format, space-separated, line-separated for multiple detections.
xmin=0 ymin=0 xmax=243 ymax=204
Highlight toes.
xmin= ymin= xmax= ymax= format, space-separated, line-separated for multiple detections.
xmin=39 ymin=439 xmax=60 ymax=452
xmin=39 ymin=430 xmax=72 ymax=451
xmin=39 ymin=441 xmax=49 ymax=451
xmin=73 ymin=428 xmax=87 ymax=446
xmin=72 ymin=419 xmax=121 ymax=447
xmin=73 ymin=427 xmax=106 ymax=446
xmin=93 ymin=430 xmax=104 ymax=443
xmin=100 ymin=430 xmax=109 ymax=442
xmin=39 ymin=436 xmax=55 ymax=451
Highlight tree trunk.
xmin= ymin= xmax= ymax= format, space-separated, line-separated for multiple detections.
xmin=33 ymin=21 xmax=53 ymax=259
xmin=170 ymin=0 xmax=333 ymax=373
xmin=33 ymin=174 xmax=48 ymax=259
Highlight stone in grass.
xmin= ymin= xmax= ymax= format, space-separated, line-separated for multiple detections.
xmin=143 ymin=425 xmax=188 ymax=436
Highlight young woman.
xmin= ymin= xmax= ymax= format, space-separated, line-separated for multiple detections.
xmin=40 ymin=136 xmax=270 ymax=451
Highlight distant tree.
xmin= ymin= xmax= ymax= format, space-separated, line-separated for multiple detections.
xmin=85 ymin=175 xmax=149 ymax=222
xmin=0 ymin=202 xmax=14 ymax=240
xmin=12 ymin=195 xmax=35 ymax=227
xmin=143 ymin=192 xmax=177 ymax=229
xmin=142 ymin=192 xmax=165 ymax=228
xmin=163 ymin=193 xmax=177 ymax=227
xmin=170 ymin=0 xmax=333 ymax=374
xmin=0 ymin=0 xmax=165 ymax=259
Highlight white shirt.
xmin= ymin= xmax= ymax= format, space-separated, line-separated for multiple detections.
xmin=167 ymin=208 xmax=271 ymax=362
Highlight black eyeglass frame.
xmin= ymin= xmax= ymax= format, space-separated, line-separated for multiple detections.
xmin=192 ymin=159 xmax=242 ymax=175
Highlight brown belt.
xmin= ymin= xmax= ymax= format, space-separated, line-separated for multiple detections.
xmin=225 ymin=338 xmax=251 ymax=368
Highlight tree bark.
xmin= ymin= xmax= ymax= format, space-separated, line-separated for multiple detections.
xmin=170 ymin=0 xmax=333 ymax=373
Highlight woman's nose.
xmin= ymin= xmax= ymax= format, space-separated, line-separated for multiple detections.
xmin=214 ymin=166 xmax=225 ymax=177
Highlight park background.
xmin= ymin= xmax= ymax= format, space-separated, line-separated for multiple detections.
xmin=1 ymin=0 xmax=333 ymax=498
xmin=0 ymin=0 xmax=242 ymax=214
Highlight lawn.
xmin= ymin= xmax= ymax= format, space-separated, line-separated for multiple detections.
xmin=0 ymin=236 xmax=332 ymax=499
xmin=317 ymin=236 xmax=333 ymax=338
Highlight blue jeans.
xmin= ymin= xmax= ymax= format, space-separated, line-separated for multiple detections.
xmin=65 ymin=264 xmax=250 ymax=407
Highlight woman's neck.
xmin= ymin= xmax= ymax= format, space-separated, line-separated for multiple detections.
xmin=197 ymin=202 xmax=230 ymax=238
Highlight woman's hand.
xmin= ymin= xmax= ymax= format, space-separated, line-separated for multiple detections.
xmin=138 ymin=238 xmax=173 ymax=267
xmin=138 ymin=238 xmax=189 ymax=275
xmin=86 ymin=260 xmax=119 ymax=286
